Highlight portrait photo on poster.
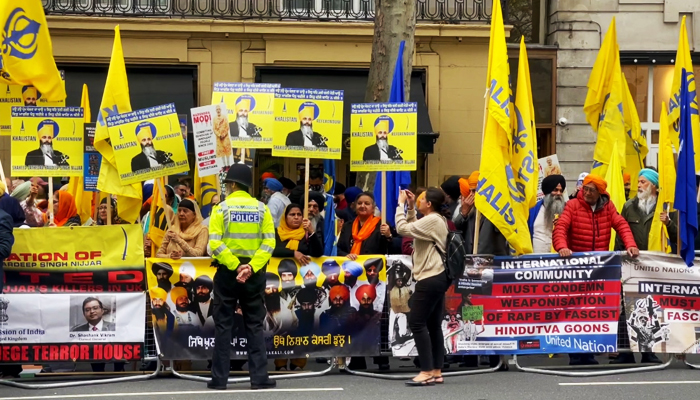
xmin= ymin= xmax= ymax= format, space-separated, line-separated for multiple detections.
xmin=272 ymin=88 xmax=343 ymax=160
xmin=69 ymin=295 xmax=117 ymax=333
xmin=350 ymin=102 xmax=417 ymax=172
xmin=212 ymin=82 xmax=279 ymax=149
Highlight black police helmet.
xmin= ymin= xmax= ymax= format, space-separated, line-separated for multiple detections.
xmin=224 ymin=164 xmax=253 ymax=187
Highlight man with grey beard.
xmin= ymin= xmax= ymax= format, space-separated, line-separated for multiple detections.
xmin=285 ymin=102 xmax=328 ymax=148
xmin=528 ymin=174 xmax=567 ymax=253
xmin=130 ymin=125 xmax=170 ymax=172
xmin=229 ymin=95 xmax=261 ymax=138
xmin=613 ymin=168 xmax=674 ymax=365
xmin=25 ymin=122 xmax=69 ymax=166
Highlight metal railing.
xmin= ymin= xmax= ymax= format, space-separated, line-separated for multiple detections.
xmin=43 ymin=0 xmax=499 ymax=22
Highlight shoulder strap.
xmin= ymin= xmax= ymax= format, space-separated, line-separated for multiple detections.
xmin=432 ymin=215 xmax=449 ymax=261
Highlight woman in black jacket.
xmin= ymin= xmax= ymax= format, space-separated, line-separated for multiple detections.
xmin=272 ymin=203 xmax=323 ymax=262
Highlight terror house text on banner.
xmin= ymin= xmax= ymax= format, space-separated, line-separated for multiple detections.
xmin=0 ymin=0 xmax=66 ymax=102
xmin=106 ymin=103 xmax=190 ymax=185
xmin=667 ymin=16 xmax=700 ymax=168
xmin=0 ymin=225 xmax=146 ymax=363
xmin=475 ymin=0 xmax=532 ymax=255
xmin=0 ymin=72 xmax=67 ymax=136
xmin=212 ymin=82 xmax=279 ymax=149
xmin=191 ymin=103 xmax=232 ymax=176
xmin=512 ymin=37 xmax=539 ymax=215
xmin=621 ymin=253 xmax=700 ymax=354
xmin=584 ymin=18 xmax=626 ymax=178
xmin=350 ymin=103 xmax=418 ymax=172
xmin=146 ymin=256 xmax=385 ymax=360
xmin=11 ymin=107 xmax=84 ymax=177
xmin=94 ymin=26 xmax=141 ymax=224
xmin=273 ymin=88 xmax=344 ymax=159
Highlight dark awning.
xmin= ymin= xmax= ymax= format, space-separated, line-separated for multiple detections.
xmin=257 ymin=67 xmax=438 ymax=153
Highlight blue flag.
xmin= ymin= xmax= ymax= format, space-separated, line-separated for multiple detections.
xmin=674 ymin=68 xmax=698 ymax=266
xmin=323 ymin=159 xmax=337 ymax=255
xmin=374 ymin=40 xmax=412 ymax=226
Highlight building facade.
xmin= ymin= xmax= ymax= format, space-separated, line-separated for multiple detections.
xmin=0 ymin=0 xmax=533 ymax=189
xmin=550 ymin=0 xmax=700 ymax=185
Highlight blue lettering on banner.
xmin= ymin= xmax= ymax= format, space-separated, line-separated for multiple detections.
xmin=476 ymin=177 xmax=516 ymax=226
xmin=489 ymin=79 xmax=511 ymax=118
xmin=512 ymin=106 xmax=528 ymax=153
xmin=229 ymin=211 xmax=260 ymax=223
xmin=505 ymin=165 xmax=525 ymax=203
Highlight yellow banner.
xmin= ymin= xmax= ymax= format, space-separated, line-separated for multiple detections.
xmin=273 ymin=88 xmax=343 ymax=160
xmin=106 ymin=103 xmax=189 ymax=185
xmin=1 ymin=79 xmax=66 ymax=136
xmin=11 ymin=107 xmax=84 ymax=177
xmin=349 ymin=103 xmax=417 ymax=172
xmin=649 ymin=102 xmax=675 ymax=253
xmin=5 ymin=225 xmax=145 ymax=271
xmin=211 ymin=82 xmax=278 ymax=149
xmin=146 ymin=255 xmax=386 ymax=293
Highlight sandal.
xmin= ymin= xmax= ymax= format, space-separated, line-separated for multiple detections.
xmin=430 ymin=376 xmax=444 ymax=384
xmin=405 ymin=377 xmax=435 ymax=387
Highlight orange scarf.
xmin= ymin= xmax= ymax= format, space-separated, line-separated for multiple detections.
xmin=55 ymin=191 xmax=78 ymax=227
xmin=278 ymin=216 xmax=306 ymax=251
xmin=350 ymin=216 xmax=381 ymax=254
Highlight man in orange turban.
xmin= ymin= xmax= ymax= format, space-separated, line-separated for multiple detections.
xmin=623 ymin=172 xmax=631 ymax=199
xmin=170 ymin=286 xmax=200 ymax=328
xmin=468 ymin=171 xmax=480 ymax=190
xmin=319 ymin=284 xmax=356 ymax=333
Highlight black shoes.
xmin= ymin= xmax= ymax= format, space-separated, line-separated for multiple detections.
xmin=207 ymin=381 xmax=227 ymax=390
xmin=251 ymin=379 xmax=277 ymax=390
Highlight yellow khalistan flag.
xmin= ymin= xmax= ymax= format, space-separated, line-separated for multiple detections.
xmin=66 ymin=84 xmax=94 ymax=224
xmin=604 ymin=142 xmax=626 ymax=250
xmin=474 ymin=0 xmax=532 ymax=254
xmin=668 ymin=15 xmax=700 ymax=168
xmin=649 ymin=102 xmax=676 ymax=253
xmin=584 ymin=18 xmax=626 ymax=178
xmin=149 ymin=178 xmax=172 ymax=249
xmin=194 ymin=167 xmax=220 ymax=220
xmin=0 ymin=0 xmax=66 ymax=101
xmin=95 ymin=26 xmax=142 ymax=223
xmin=621 ymin=73 xmax=648 ymax=193
xmin=512 ymin=37 xmax=539 ymax=215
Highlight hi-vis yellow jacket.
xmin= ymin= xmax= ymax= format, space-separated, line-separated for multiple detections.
xmin=208 ymin=191 xmax=276 ymax=272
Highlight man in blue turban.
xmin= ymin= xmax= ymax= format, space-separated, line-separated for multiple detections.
xmin=264 ymin=177 xmax=290 ymax=228
xmin=613 ymin=167 xmax=675 ymax=365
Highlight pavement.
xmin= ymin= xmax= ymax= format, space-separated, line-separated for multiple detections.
xmin=1 ymin=355 xmax=700 ymax=400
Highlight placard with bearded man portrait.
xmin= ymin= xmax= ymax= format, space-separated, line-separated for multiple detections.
xmin=1 ymin=72 xmax=66 ymax=137
xmin=350 ymin=102 xmax=417 ymax=172
xmin=106 ymin=103 xmax=189 ymax=185
xmin=211 ymin=82 xmax=279 ymax=149
xmin=11 ymin=106 xmax=84 ymax=177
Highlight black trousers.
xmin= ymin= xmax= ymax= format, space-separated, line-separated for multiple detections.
xmin=211 ymin=265 xmax=269 ymax=386
xmin=409 ymin=273 xmax=448 ymax=372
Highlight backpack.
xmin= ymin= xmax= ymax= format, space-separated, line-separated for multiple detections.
xmin=433 ymin=219 xmax=468 ymax=282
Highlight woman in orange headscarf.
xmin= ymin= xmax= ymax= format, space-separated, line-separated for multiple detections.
xmin=337 ymin=192 xmax=392 ymax=260
xmin=49 ymin=191 xmax=81 ymax=227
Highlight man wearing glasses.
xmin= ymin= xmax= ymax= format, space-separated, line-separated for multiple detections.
xmin=72 ymin=297 xmax=115 ymax=332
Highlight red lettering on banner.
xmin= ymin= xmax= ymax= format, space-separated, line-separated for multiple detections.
xmin=0 ymin=345 xmax=28 ymax=362
xmin=75 ymin=252 xmax=89 ymax=260
xmin=60 ymin=345 xmax=69 ymax=360
xmin=65 ymin=273 xmax=93 ymax=284
xmin=108 ymin=271 xmax=144 ymax=285
xmin=103 ymin=345 xmax=113 ymax=359
xmin=94 ymin=345 xmax=102 ymax=360
xmin=492 ymin=281 xmax=621 ymax=296
xmin=71 ymin=345 xmax=81 ymax=360
xmin=19 ymin=272 xmax=50 ymax=284
xmin=50 ymin=345 xmax=58 ymax=360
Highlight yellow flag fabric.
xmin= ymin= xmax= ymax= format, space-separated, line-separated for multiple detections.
xmin=668 ymin=15 xmax=700 ymax=167
xmin=621 ymin=73 xmax=648 ymax=193
xmin=649 ymin=102 xmax=675 ymax=253
xmin=512 ymin=37 xmax=539 ymax=214
xmin=0 ymin=0 xmax=66 ymax=101
xmin=604 ymin=142 xmax=626 ymax=250
xmin=66 ymin=84 xmax=94 ymax=224
xmin=94 ymin=26 xmax=141 ymax=223
xmin=194 ymin=166 xmax=220 ymax=220
xmin=149 ymin=178 xmax=172 ymax=249
xmin=584 ymin=18 xmax=626 ymax=177
xmin=474 ymin=0 xmax=532 ymax=255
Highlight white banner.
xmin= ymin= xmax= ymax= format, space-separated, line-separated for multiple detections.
xmin=191 ymin=103 xmax=232 ymax=177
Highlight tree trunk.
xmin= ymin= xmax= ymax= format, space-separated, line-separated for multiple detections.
xmin=357 ymin=0 xmax=417 ymax=192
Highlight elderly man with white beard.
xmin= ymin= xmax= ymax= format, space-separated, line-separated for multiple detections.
xmin=25 ymin=122 xmax=69 ymax=166
xmin=229 ymin=96 xmax=261 ymax=138
xmin=612 ymin=168 xmax=674 ymax=365
xmin=528 ymin=174 xmax=567 ymax=253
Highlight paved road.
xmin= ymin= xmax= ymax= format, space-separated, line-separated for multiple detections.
xmin=1 ymin=356 xmax=700 ymax=400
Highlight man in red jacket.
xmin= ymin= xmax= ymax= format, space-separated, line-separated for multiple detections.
xmin=553 ymin=174 xmax=639 ymax=258
xmin=552 ymin=174 xmax=638 ymax=366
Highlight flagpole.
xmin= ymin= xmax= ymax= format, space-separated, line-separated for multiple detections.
xmin=106 ymin=192 xmax=112 ymax=225
xmin=473 ymin=86 xmax=490 ymax=254
xmin=48 ymin=178 xmax=54 ymax=226
xmin=92 ymin=192 xmax=99 ymax=222
xmin=304 ymin=158 xmax=310 ymax=219
xmin=156 ymin=178 xmax=171 ymax=231
xmin=0 ymin=160 xmax=7 ymax=193
xmin=381 ymin=171 xmax=386 ymax=224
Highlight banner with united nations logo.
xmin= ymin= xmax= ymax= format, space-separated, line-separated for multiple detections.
xmin=211 ymin=82 xmax=279 ymax=149
xmin=10 ymin=106 xmax=84 ymax=177
xmin=106 ymin=103 xmax=189 ymax=185
xmin=350 ymin=102 xmax=417 ymax=172
xmin=272 ymin=88 xmax=344 ymax=160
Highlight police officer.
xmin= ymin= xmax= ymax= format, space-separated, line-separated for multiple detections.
xmin=207 ymin=164 xmax=276 ymax=390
